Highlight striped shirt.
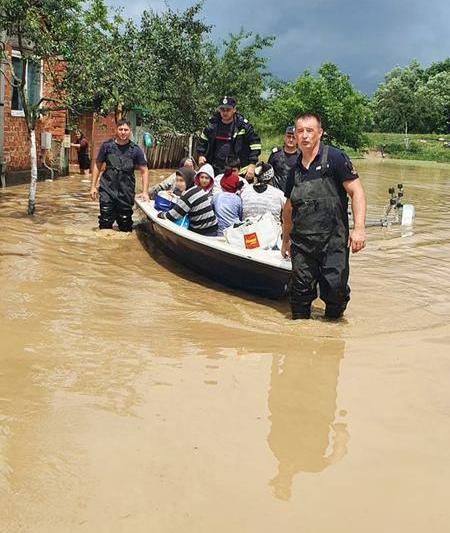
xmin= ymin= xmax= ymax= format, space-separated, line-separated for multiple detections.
xmin=166 ymin=186 xmax=218 ymax=234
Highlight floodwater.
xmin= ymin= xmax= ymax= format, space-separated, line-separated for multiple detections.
xmin=1 ymin=160 xmax=449 ymax=533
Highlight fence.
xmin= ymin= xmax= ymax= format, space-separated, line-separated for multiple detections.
xmin=144 ymin=133 xmax=198 ymax=169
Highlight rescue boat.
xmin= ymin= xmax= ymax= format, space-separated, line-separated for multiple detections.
xmin=135 ymin=198 xmax=292 ymax=299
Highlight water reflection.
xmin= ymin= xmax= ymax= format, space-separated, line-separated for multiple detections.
xmin=267 ymin=337 xmax=348 ymax=501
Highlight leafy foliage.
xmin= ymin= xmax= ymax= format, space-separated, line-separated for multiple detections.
xmin=372 ymin=59 xmax=450 ymax=133
xmin=259 ymin=63 xmax=372 ymax=149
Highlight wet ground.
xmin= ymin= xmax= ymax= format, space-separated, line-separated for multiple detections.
xmin=1 ymin=161 xmax=449 ymax=532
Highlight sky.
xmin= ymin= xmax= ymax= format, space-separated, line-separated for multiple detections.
xmin=106 ymin=0 xmax=450 ymax=94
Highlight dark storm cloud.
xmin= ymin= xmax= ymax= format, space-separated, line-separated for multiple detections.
xmin=106 ymin=0 xmax=450 ymax=93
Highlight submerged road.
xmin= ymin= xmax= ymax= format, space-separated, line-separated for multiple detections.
xmin=1 ymin=161 xmax=449 ymax=532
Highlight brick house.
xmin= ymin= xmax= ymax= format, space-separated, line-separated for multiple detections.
xmin=0 ymin=38 xmax=68 ymax=187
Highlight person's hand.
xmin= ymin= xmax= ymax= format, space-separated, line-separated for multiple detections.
xmin=136 ymin=191 xmax=149 ymax=202
xmin=198 ymin=156 xmax=207 ymax=166
xmin=348 ymin=227 xmax=366 ymax=253
xmin=157 ymin=211 xmax=166 ymax=219
xmin=281 ymin=240 xmax=291 ymax=259
xmin=90 ymin=186 xmax=98 ymax=201
xmin=245 ymin=164 xmax=256 ymax=182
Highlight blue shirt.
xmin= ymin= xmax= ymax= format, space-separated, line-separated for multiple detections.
xmin=96 ymin=140 xmax=147 ymax=167
xmin=212 ymin=192 xmax=243 ymax=236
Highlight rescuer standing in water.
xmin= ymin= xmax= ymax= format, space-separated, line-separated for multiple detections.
xmin=281 ymin=113 xmax=366 ymax=320
xmin=90 ymin=120 xmax=149 ymax=232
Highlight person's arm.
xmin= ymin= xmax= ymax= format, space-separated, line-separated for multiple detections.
xmin=136 ymin=165 xmax=149 ymax=201
xmin=197 ymin=128 xmax=209 ymax=165
xmin=343 ymin=178 xmax=366 ymax=253
xmin=245 ymin=123 xmax=262 ymax=181
xmin=71 ymin=143 xmax=81 ymax=148
xmin=281 ymin=199 xmax=293 ymax=258
xmin=165 ymin=192 xmax=191 ymax=221
xmin=90 ymin=161 xmax=103 ymax=201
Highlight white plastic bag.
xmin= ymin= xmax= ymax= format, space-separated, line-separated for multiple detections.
xmin=224 ymin=212 xmax=280 ymax=250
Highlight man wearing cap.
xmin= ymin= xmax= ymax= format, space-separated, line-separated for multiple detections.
xmin=268 ymin=126 xmax=299 ymax=194
xmin=197 ymin=96 xmax=261 ymax=182
xmin=281 ymin=112 xmax=366 ymax=320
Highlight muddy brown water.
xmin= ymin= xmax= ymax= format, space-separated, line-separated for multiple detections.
xmin=1 ymin=161 xmax=449 ymax=533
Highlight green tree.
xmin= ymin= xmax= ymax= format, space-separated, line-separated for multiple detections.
xmin=261 ymin=62 xmax=371 ymax=149
xmin=137 ymin=3 xmax=212 ymax=133
xmin=372 ymin=59 xmax=450 ymax=133
xmin=415 ymin=72 xmax=450 ymax=133
xmin=0 ymin=0 xmax=83 ymax=214
xmin=63 ymin=0 xmax=143 ymax=123
xmin=204 ymin=31 xmax=275 ymax=120
xmin=372 ymin=60 xmax=424 ymax=132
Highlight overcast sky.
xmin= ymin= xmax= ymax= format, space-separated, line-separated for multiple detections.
xmin=106 ymin=0 xmax=450 ymax=94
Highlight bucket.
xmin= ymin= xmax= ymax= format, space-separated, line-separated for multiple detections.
xmin=154 ymin=192 xmax=173 ymax=212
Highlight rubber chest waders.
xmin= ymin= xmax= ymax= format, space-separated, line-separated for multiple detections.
xmin=272 ymin=149 xmax=298 ymax=193
xmin=289 ymin=145 xmax=350 ymax=316
xmin=99 ymin=142 xmax=137 ymax=232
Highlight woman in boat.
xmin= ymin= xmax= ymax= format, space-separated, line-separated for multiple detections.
xmin=211 ymin=158 xmax=244 ymax=236
xmin=158 ymin=164 xmax=218 ymax=236
xmin=241 ymin=162 xmax=286 ymax=225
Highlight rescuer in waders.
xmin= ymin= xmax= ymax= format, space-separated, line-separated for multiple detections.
xmin=196 ymin=96 xmax=261 ymax=182
xmin=268 ymin=125 xmax=299 ymax=194
xmin=90 ymin=120 xmax=149 ymax=232
xmin=281 ymin=113 xmax=366 ymax=320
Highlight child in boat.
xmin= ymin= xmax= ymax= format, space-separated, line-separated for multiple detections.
xmin=171 ymin=167 xmax=196 ymax=198
xmin=211 ymin=159 xmax=244 ymax=236
xmin=241 ymin=162 xmax=285 ymax=225
xmin=149 ymin=157 xmax=197 ymax=199
xmin=194 ymin=163 xmax=215 ymax=195
xmin=158 ymin=164 xmax=218 ymax=236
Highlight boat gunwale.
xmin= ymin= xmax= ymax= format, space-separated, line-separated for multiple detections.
xmin=135 ymin=198 xmax=292 ymax=273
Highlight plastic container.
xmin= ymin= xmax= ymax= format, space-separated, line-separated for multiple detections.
xmin=175 ymin=215 xmax=189 ymax=229
xmin=401 ymin=204 xmax=415 ymax=226
xmin=154 ymin=192 xmax=173 ymax=212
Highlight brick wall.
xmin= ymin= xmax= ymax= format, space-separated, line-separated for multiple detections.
xmin=2 ymin=44 xmax=67 ymax=179
xmin=70 ymin=112 xmax=116 ymax=169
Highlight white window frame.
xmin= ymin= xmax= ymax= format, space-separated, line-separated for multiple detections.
xmin=10 ymin=49 xmax=43 ymax=118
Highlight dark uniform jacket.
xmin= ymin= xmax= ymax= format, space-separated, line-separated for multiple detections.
xmin=196 ymin=113 xmax=261 ymax=172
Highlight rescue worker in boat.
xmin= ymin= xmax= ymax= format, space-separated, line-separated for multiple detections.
xmin=196 ymin=96 xmax=261 ymax=182
xmin=268 ymin=126 xmax=299 ymax=194
xmin=90 ymin=120 xmax=149 ymax=232
xmin=281 ymin=113 xmax=366 ymax=320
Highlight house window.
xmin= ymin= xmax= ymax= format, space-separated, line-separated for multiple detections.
xmin=11 ymin=51 xmax=42 ymax=117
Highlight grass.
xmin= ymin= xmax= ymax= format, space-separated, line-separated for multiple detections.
xmin=260 ymin=131 xmax=450 ymax=163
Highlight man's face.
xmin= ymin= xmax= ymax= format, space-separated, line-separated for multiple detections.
xmin=116 ymin=124 xmax=131 ymax=142
xmin=284 ymin=132 xmax=297 ymax=150
xmin=295 ymin=117 xmax=323 ymax=151
xmin=219 ymin=106 xmax=236 ymax=124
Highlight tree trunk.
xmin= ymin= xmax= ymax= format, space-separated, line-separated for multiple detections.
xmin=27 ymin=129 xmax=38 ymax=215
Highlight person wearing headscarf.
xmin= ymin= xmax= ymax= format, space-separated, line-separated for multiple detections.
xmin=240 ymin=162 xmax=286 ymax=224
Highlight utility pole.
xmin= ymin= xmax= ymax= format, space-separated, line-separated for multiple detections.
xmin=0 ymin=31 xmax=6 ymax=187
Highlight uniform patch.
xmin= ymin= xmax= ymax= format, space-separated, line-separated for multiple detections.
xmin=272 ymin=147 xmax=279 ymax=153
